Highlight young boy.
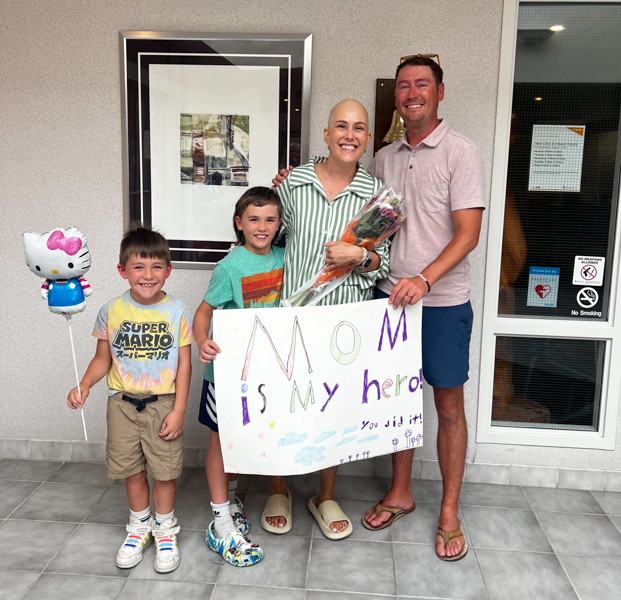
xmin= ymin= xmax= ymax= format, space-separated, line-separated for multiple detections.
xmin=67 ymin=225 xmax=193 ymax=573
xmin=194 ymin=186 xmax=283 ymax=566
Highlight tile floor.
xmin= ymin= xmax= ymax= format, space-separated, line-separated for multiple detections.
xmin=1 ymin=458 xmax=621 ymax=599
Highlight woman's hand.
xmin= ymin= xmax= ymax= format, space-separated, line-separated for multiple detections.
xmin=271 ymin=166 xmax=293 ymax=189
xmin=324 ymin=241 xmax=364 ymax=268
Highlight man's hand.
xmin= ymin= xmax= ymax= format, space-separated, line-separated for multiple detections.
xmin=199 ymin=339 xmax=221 ymax=364
xmin=388 ymin=276 xmax=428 ymax=309
xmin=67 ymin=384 xmax=90 ymax=409
xmin=324 ymin=241 xmax=364 ymax=269
xmin=271 ymin=166 xmax=293 ymax=189
xmin=159 ymin=409 xmax=184 ymax=440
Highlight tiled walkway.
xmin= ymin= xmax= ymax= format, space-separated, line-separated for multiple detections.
xmin=1 ymin=459 xmax=621 ymax=599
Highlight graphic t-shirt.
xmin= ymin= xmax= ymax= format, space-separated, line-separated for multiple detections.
xmin=93 ymin=291 xmax=194 ymax=396
xmin=203 ymin=245 xmax=284 ymax=382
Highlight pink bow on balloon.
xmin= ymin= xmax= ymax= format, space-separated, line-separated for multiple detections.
xmin=47 ymin=230 xmax=82 ymax=255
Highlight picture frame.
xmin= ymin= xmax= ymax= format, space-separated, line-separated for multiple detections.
xmin=120 ymin=31 xmax=312 ymax=268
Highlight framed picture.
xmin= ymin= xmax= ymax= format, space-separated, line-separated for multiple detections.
xmin=120 ymin=31 xmax=312 ymax=268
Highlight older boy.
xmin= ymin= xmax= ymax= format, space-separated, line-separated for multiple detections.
xmin=67 ymin=225 xmax=193 ymax=573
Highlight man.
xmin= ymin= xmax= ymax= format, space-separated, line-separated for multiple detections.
xmin=362 ymin=56 xmax=485 ymax=562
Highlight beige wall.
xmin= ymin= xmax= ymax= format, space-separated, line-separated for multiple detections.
xmin=5 ymin=0 xmax=615 ymax=471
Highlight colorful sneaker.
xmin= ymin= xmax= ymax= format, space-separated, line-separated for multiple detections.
xmin=116 ymin=518 xmax=153 ymax=569
xmin=230 ymin=496 xmax=250 ymax=535
xmin=206 ymin=521 xmax=263 ymax=567
xmin=153 ymin=517 xmax=181 ymax=573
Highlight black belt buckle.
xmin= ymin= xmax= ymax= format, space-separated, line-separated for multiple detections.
xmin=122 ymin=394 xmax=158 ymax=412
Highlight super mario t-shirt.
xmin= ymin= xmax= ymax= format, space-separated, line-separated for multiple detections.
xmin=93 ymin=291 xmax=194 ymax=396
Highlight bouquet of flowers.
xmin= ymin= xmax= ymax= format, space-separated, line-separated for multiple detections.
xmin=282 ymin=182 xmax=406 ymax=308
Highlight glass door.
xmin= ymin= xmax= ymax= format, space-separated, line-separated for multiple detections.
xmin=478 ymin=0 xmax=621 ymax=448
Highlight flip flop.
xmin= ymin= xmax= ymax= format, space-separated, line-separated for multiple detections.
xmin=261 ymin=488 xmax=293 ymax=534
xmin=362 ymin=501 xmax=416 ymax=531
xmin=437 ymin=519 xmax=468 ymax=561
xmin=308 ymin=496 xmax=353 ymax=540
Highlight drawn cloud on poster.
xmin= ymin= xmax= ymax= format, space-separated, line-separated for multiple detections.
xmin=277 ymin=432 xmax=308 ymax=447
xmin=315 ymin=431 xmax=336 ymax=443
xmin=336 ymin=436 xmax=357 ymax=447
xmin=358 ymin=435 xmax=380 ymax=443
xmin=294 ymin=446 xmax=326 ymax=467
xmin=343 ymin=426 xmax=357 ymax=435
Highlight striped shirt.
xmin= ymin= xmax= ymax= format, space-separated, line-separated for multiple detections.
xmin=277 ymin=158 xmax=389 ymax=306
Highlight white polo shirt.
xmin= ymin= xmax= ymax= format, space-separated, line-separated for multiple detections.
xmin=368 ymin=120 xmax=486 ymax=307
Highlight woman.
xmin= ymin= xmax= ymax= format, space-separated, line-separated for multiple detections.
xmin=261 ymin=99 xmax=389 ymax=540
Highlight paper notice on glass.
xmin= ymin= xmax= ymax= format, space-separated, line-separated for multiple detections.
xmin=527 ymin=266 xmax=560 ymax=308
xmin=573 ymin=256 xmax=605 ymax=286
xmin=528 ymin=125 xmax=585 ymax=192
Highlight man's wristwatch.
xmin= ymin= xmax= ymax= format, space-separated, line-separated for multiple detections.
xmin=358 ymin=247 xmax=373 ymax=269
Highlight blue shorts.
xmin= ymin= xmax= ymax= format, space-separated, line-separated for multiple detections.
xmin=375 ymin=289 xmax=473 ymax=388
xmin=198 ymin=379 xmax=218 ymax=432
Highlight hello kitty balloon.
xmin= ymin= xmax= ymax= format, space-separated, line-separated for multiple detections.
xmin=23 ymin=227 xmax=92 ymax=315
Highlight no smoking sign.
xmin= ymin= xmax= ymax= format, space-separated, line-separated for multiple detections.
xmin=573 ymin=256 xmax=604 ymax=286
xmin=576 ymin=287 xmax=599 ymax=308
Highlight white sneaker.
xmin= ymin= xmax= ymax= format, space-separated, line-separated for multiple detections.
xmin=153 ymin=517 xmax=181 ymax=573
xmin=116 ymin=518 xmax=153 ymax=569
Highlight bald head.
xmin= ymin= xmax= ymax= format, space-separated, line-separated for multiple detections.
xmin=323 ymin=98 xmax=372 ymax=162
xmin=328 ymin=99 xmax=369 ymax=129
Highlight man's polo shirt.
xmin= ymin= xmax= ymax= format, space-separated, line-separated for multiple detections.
xmin=368 ymin=120 xmax=486 ymax=307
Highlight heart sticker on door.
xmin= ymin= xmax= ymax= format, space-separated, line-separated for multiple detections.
xmin=535 ymin=284 xmax=551 ymax=299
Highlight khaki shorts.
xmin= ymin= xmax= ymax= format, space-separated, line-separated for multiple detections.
xmin=106 ymin=392 xmax=184 ymax=481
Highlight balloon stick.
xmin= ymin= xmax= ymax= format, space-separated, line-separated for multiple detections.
xmin=66 ymin=315 xmax=88 ymax=441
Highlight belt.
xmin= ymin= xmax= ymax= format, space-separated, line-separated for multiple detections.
xmin=122 ymin=394 xmax=158 ymax=412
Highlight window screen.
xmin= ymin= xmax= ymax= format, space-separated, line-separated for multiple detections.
xmin=493 ymin=336 xmax=604 ymax=431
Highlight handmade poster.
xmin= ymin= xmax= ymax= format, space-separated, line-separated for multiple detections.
xmin=528 ymin=125 xmax=585 ymax=192
xmin=213 ymin=299 xmax=423 ymax=475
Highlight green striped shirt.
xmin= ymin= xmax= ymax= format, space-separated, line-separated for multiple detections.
xmin=277 ymin=158 xmax=389 ymax=306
